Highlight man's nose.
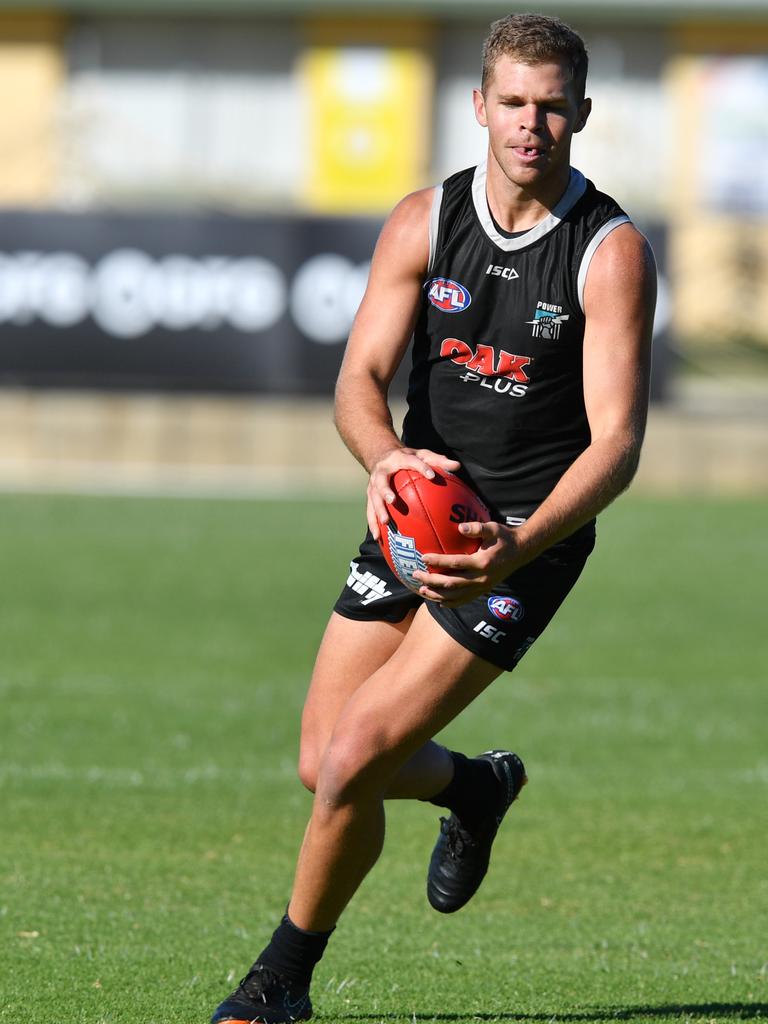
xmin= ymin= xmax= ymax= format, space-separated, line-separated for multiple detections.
xmin=519 ymin=103 xmax=544 ymax=130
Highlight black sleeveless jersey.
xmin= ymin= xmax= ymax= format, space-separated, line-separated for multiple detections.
xmin=401 ymin=161 xmax=630 ymax=530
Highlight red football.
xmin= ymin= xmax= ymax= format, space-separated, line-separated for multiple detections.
xmin=377 ymin=469 xmax=492 ymax=592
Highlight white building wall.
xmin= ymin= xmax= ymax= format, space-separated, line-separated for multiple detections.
xmin=54 ymin=15 xmax=670 ymax=217
xmin=57 ymin=17 xmax=305 ymax=208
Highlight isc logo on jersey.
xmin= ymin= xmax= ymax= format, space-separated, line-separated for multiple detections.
xmin=488 ymin=595 xmax=524 ymax=622
xmin=427 ymin=278 xmax=471 ymax=313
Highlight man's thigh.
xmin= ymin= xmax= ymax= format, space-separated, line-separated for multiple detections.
xmin=301 ymin=529 xmax=422 ymax=770
xmin=300 ymin=611 xmax=415 ymax=778
xmin=325 ymin=605 xmax=504 ymax=784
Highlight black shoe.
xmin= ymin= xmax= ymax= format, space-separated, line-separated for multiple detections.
xmin=427 ymin=749 xmax=527 ymax=914
xmin=211 ymin=963 xmax=312 ymax=1023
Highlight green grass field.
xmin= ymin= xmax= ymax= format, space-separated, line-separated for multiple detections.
xmin=1 ymin=492 xmax=765 ymax=1024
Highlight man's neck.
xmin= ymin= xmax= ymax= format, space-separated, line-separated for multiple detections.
xmin=484 ymin=156 xmax=572 ymax=234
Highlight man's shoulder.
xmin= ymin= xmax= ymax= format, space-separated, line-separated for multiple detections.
xmin=442 ymin=164 xmax=478 ymax=191
xmin=393 ymin=186 xmax=436 ymax=220
xmin=391 ymin=164 xmax=476 ymax=221
xmin=581 ymin=216 xmax=657 ymax=313
xmin=373 ymin=187 xmax=437 ymax=276
xmin=576 ymin=174 xmax=628 ymax=219
xmin=576 ymin=176 xmax=652 ymax=259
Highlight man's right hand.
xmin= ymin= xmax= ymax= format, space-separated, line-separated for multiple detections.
xmin=367 ymin=447 xmax=462 ymax=541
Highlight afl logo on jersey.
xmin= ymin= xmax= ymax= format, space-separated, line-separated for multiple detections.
xmin=427 ymin=277 xmax=472 ymax=314
xmin=488 ymin=595 xmax=524 ymax=622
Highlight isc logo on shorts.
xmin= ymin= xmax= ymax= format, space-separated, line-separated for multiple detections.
xmin=427 ymin=277 xmax=471 ymax=313
xmin=473 ymin=620 xmax=506 ymax=644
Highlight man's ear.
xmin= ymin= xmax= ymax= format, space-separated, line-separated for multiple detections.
xmin=574 ymin=97 xmax=592 ymax=133
xmin=473 ymin=88 xmax=488 ymax=128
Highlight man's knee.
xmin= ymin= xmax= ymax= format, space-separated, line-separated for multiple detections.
xmin=316 ymin=725 xmax=392 ymax=807
xmin=298 ymin=743 xmax=319 ymax=794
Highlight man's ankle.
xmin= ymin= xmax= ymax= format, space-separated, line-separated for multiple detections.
xmin=423 ymin=750 xmax=500 ymax=830
xmin=256 ymin=912 xmax=334 ymax=985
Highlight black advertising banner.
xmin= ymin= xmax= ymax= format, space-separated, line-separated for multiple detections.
xmin=0 ymin=209 xmax=382 ymax=393
xmin=0 ymin=210 xmax=669 ymax=399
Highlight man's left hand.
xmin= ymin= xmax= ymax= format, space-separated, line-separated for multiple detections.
xmin=413 ymin=522 xmax=530 ymax=607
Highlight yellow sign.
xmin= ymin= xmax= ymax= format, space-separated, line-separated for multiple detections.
xmin=0 ymin=13 xmax=63 ymax=205
xmin=301 ymin=23 xmax=432 ymax=214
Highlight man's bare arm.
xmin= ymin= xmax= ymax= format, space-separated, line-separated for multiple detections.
xmin=512 ymin=222 xmax=656 ymax=558
xmin=335 ymin=188 xmax=460 ymax=538
xmin=416 ymin=222 xmax=657 ymax=603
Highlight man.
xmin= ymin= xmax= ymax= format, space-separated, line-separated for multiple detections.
xmin=211 ymin=13 xmax=656 ymax=1023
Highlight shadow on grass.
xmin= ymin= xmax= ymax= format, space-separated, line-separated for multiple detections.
xmin=335 ymin=1003 xmax=767 ymax=1022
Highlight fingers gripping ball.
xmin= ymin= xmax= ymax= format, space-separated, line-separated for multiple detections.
xmin=377 ymin=470 xmax=491 ymax=593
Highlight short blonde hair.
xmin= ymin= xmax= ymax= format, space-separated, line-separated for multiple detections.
xmin=482 ymin=13 xmax=589 ymax=101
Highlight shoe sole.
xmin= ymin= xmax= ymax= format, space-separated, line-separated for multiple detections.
xmin=213 ymin=1014 xmax=311 ymax=1024
xmin=214 ymin=1019 xmax=310 ymax=1024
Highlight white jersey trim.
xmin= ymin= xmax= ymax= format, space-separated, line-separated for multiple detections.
xmin=427 ymin=184 xmax=444 ymax=274
xmin=471 ymin=162 xmax=588 ymax=252
xmin=576 ymin=214 xmax=632 ymax=313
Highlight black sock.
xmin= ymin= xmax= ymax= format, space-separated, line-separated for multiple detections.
xmin=424 ymin=750 xmax=501 ymax=830
xmin=256 ymin=913 xmax=334 ymax=986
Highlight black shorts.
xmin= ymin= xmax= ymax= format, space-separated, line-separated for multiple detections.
xmin=333 ymin=527 xmax=595 ymax=672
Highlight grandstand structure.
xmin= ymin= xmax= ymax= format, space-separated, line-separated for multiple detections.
xmin=0 ymin=0 xmax=766 ymax=494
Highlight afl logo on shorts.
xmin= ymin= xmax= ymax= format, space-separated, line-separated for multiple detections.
xmin=488 ymin=595 xmax=524 ymax=622
xmin=427 ymin=277 xmax=471 ymax=313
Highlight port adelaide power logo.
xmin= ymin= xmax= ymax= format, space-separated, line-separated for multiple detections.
xmin=526 ymin=299 xmax=570 ymax=340
xmin=426 ymin=277 xmax=471 ymax=313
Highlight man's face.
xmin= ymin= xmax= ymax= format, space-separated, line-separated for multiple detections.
xmin=474 ymin=56 xmax=591 ymax=189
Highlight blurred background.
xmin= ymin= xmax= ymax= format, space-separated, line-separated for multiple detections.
xmin=0 ymin=0 xmax=766 ymax=498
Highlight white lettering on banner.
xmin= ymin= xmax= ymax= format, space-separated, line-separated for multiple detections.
xmin=0 ymin=252 xmax=91 ymax=327
xmin=91 ymin=250 xmax=288 ymax=338
xmin=290 ymin=254 xmax=370 ymax=344
xmin=0 ymin=248 xmax=370 ymax=342
xmin=91 ymin=249 xmax=155 ymax=337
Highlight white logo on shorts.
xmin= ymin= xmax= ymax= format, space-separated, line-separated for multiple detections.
xmin=347 ymin=561 xmax=393 ymax=606
xmin=473 ymin=620 xmax=507 ymax=644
